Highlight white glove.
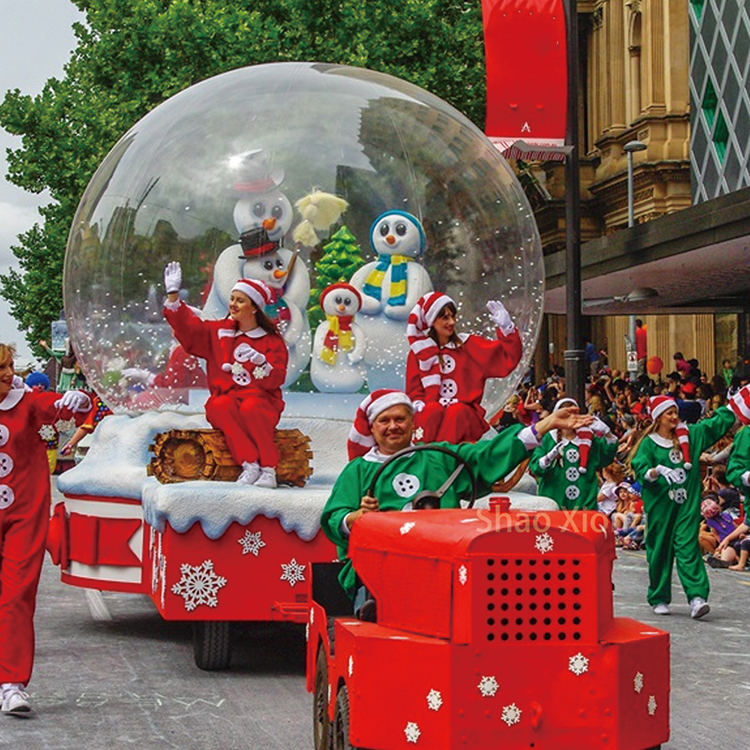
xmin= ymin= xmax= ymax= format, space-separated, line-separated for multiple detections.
xmin=54 ymin=390 xmax=92 ymax=414
xmin=412 ymin=400 xmax=426 ymax=413
xmin=233 ymin=342 xmax=265 ymax=365
xmin=539 ymin=440 xmax=565 ymax=470
xmin=650 ymin=465 xmax=682 ymax=485
xmin=486 ymin=300 xmax=515 ymax=336
xmin=12 ymin=375 xmax=29 ymax=392
xmin=121 ymin=367 xmax=155 ymax=386
xmin=742 ymin=470 xmax=750 ymax=487
xmin=164 ymin=261 xmax=182 ymax=294
xmin=590 ymin=416 xmax=611 ymax=437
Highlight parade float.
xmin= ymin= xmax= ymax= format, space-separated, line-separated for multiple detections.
xmin=47 ymin=61 xmax=548 ymax=670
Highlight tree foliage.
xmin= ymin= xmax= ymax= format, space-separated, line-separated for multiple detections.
xmin=0 ymin=0 xmax=486 ymax=354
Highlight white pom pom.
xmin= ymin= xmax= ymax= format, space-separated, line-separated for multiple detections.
xmin=579 ymin=467 xmax=587 ymax=474
xmin=221 ymin=363 xmax=232 ymax=372
xmin=684 ymin=462 xmax=692 ymax=471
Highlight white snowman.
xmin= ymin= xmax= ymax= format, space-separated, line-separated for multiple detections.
xmin=311 ymin=283 xmax=366 ymax=393
xmin=348 ymin=210 xmax=433 ymax=390
xmin=202 ymin=150 xmax=311 ymax=386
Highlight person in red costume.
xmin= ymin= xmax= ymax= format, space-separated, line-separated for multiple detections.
xmin=0 ymin=343 xmax=91 ymax=715
xmin=163 ymin=262 xmax=288 ymax=488
xmin=405 ymin=292 xmax=522 ymax=443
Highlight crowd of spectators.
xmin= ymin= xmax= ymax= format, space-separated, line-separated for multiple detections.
xmin=493 ymin=350 xmax=750 ymax=566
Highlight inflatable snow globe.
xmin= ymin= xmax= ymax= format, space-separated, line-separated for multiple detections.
xmin=64 ymin=62 xmax=544 ymax=423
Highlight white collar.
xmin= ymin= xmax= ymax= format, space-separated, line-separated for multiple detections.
xmin=217 ymin=326 xmax=267 ymax=339
xmin=0 ymin=388 xmax=25 ymax=411
xmin=648 ymin=433 xmax=676 ymax=449
xmin=554 ymin=431 xmax=580 ymax=446
xmin=362 ymin=444 xmax=415 ymax=463
xmin=438 ymin=333 xmax=470 ymax=350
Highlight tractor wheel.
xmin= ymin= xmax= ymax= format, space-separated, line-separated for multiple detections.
xmin=313 ymin=646 xmax=332 ymax=750
xmin=332 ymin=685 xmax=357 ymax=750
xmin=193 ymin=620 xmax=231 ymax=670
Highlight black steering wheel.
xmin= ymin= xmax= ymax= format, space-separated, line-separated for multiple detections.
xmin=366 ymin=444 xmax=478 ymax=510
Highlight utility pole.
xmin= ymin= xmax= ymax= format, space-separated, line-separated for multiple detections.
xmin=563 ymin=0 xmax=586 ymax=406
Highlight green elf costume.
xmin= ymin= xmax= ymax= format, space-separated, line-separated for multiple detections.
xmin=631 ymin=390 xmax=750 ymax=618
xmin=725 ymin=424 xmax=750 ymax=493
xmin=322 ymin=389 xmax=549 ymax=597
xmin=529 ymin=398 xmax=618 ymax=511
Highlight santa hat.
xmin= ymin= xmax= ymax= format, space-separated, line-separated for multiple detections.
xmin=728 ymin=385 xmax=750 ymax=425
xmin=553 ymin=398 xmax=592 ymax=473
xmin=231 ymin=278 xmax=274 ymax=310
xmin=238 ymin=227 xmax=279 ymax=259
xmin=347 ymin=390 xmax=413 ymax=460
xmin=405 ymin=292 xmax=455 ymax=402
xmin=320 ymin=283 xmax=362 ymax=313
xmin=648 ymin=395 xmax=692 ymax=469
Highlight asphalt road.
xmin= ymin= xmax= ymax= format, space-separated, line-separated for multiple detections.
xmin=1 ymin=489 xmax=746 ymax=749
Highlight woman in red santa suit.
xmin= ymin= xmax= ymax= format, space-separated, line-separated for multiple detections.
xmin=163 ymin=262 xmax=288 ymax=488
xmin=0 ymin=343 xmax=91 ymax=715
xmin=405 ymin=292 xmax=522 ymax=443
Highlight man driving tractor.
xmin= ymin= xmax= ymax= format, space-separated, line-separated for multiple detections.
xmin=321 ymin=388 xmax=593 ymax=607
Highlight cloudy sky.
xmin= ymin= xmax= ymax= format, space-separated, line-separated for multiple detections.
xmin=0 ymin=0 xmax=82 ymax=364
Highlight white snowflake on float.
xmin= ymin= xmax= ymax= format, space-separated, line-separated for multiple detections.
xmin=458 ymin=565 xmax=468 ymax=586
xmin=568 ymin=652 xmax=589 ymax=676
xmin=647 ymin=695 xmax=657 ymax=715
xmin=426 ymin=689 xmax=443 ymax=711
xmin=38 ymin=424 xmax=57 ymax=442
xmin=238 ymin=529 xmax=266 ymax=556
xmin=280 ymin=558 xmax=306 ymax=587
xmin=253 ymin=364 xmax=268 ymax=380
xmin=404 ymin=722 xmax=421 ymax=743
xmin=478 ymin=675 xmax=499 ymax=697
xmin=400 ymin=522 xmax=416 ymax=535
xmin=501 ymin=703 xmax=522 ymax=726
xmin=171 ymin=559 xmax=226 ymax=611
xmin=348 ymin=655 xmax=354 ymax=677
xmin=535 ymin=532 xmax=554 ymax=554
xmin=634 ymin=672 xmax=644 ymax=693
xmin=54 ymin=417 xmax=77 ymax=433
xmin=413 ymin=426 xmax=425 ymax=441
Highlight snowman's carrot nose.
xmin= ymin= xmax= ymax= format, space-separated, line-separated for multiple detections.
xmin=263 ymin=217 xmax=277 ymax=230
xmin=386 ymin=235 xmax=395 ymax=245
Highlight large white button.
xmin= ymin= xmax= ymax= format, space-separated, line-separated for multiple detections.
xmin=565 ymin=467 xmax=580 ymax=482
xmin=440 ymin=355 xmax=456 ymax=374
xmin=392 ymin=472 xmax=421 ymax=498
xmin=0 ymin=424 xmax=9 ymax=447
xmin=0 ymin=485 xmax=14 ymax=509
xmin=0 ymin=453 xmax=13 ymax=478
xmin=440 ymin=379 xmax=458 ymax=400
xmin=565 ymin=448 xmax=579 ymax=464
xmin=565 ymin=485 xmax=580 ymax=501
xmin=669 ymin=449 xmax=681 ymax=465
xmin=232 ymin=370 xmax=251 ymax=386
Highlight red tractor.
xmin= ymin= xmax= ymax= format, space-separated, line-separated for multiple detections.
xmin=307 ymin=481 xmax=669 ymax=749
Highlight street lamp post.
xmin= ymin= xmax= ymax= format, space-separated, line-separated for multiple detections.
xmin=624 ymin=140 xmax=647 ymax=361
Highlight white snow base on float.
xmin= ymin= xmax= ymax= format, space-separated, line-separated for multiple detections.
xmin=57 ymin=392 xmax=557 ymax=543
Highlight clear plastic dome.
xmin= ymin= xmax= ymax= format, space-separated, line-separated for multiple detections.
xmin=64 ymin=62 xmax=544 ymax=418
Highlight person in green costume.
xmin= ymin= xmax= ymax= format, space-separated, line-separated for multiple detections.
xmin=529 ymin=397 xmax=618 ymax=511
xmin=321 ymin=389 xmax=592 ymax=601
xmin=630 ymin=390 xmax=750 ymax=618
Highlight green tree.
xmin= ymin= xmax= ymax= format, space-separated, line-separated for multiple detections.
xmin=0 ymin=0 xmax=486 ymax=354
xmin=308 ymin=225 xmax=366 ymax=329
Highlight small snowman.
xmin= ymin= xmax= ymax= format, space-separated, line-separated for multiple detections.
xmin=203 ymin=150 xmax=311 ymax=386
xmin=348 ymin=210 xmax=433 ymax=389
xmin=311 ymin=283 xmax=366 ymax=393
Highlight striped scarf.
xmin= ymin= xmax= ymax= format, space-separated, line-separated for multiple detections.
xmin=264 ymin=288 xmax=291 ymax=327
xmin=362 ymin=254 xmax=412 ymax=306
xmin=320 ymin=315 xmax=354 ymax=365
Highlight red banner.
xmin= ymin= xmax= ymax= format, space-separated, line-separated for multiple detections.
xmin=482 ymin=0 xmax=567 ymax=157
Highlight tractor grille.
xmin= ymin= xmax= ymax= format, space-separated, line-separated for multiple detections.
xmin=475 ymin=555 xmax=594 ymax=644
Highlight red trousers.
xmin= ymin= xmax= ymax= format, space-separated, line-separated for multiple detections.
xmin=205 ymin=393 xmax=281 ymax=467
xmin=415 ymin=402 xmax=488 ymax=444
xmin=0 ymin=499 xmax=48 ymax=685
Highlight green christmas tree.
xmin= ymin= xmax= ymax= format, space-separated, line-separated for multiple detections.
xmin=308 ymin=225 xmax=366 ymax=329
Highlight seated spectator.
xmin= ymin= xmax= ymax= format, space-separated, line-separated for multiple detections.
xmin=613 ymin=482 xmax=643 ymax=538
xmin=700 ymin=494 xmax=736 ymax=558
xmin=712 ymin=515 xmax=750 ymax=571
xmin=597 ymin=462 xmax=625 ymax=516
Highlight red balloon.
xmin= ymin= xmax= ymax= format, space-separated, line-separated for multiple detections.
xmin=646 ymin=356 xmax=663 ymax=375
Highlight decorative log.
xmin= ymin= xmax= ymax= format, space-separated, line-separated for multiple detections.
xmin=147 ymin=428 xmax=313 ymax=487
